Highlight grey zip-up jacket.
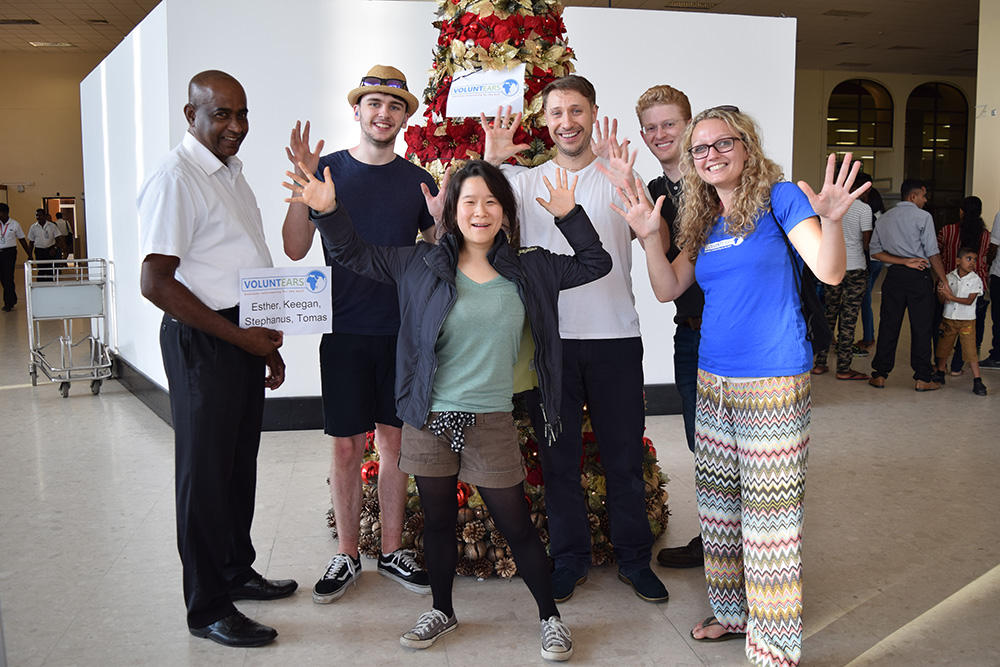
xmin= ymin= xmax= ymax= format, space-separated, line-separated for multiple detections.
xmin=312 ymin=203 xmax=611 ymax=444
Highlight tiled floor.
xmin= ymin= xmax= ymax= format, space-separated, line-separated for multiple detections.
xmin=1 ymin=274 xmax=998 ymax=666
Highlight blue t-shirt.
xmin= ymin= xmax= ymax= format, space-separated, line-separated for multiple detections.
xmin=316 ymin=150 xmax=437 ymax=335
xmin=695 ymin=181 xmax=817 ymax=377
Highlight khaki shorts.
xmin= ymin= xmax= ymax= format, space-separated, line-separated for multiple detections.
xmin=937 ymin=318 xmax=977 ymax=363
xmin=400 ymin=411 xmax=526 ymax=489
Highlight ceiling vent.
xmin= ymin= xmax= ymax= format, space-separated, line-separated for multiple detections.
xmin=664 ymin=1 xmax=718 ymax=9
xmin=823 ymin=9 xmax=872 ymax=18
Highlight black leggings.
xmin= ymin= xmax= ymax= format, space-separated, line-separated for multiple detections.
xmin=416 ymin=474 xmax=558 ymax=621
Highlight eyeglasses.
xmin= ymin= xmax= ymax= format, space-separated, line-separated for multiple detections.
xmin=360 ymin=76 xmax=409 ymax=91
xmin=710 ymin=105 xmax=740 ymax=114
xmin=689 ymin=137 xmax=742 ymax=160
xmin=640 ymin=119 xmax=686 ymax=135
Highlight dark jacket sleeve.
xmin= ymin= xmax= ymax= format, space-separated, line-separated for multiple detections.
xmin=310 ymin=204 xmax=412 ymax=285
xmin=534 ymin=205 xmax=612 ymax=289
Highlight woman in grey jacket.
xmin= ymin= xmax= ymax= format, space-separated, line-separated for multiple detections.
xmin=284 ymin=160 xmax=610 ymax=662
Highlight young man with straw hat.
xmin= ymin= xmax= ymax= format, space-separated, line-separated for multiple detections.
xmin=282 ymin=65 xmax=440 ymax=604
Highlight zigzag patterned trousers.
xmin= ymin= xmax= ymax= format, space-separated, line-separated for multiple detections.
xmin=694 ymin=369 xmax=810 ymax=667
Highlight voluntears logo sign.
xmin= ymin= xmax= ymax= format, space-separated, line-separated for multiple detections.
xmin=239 ymin=267 xmax=332 ymax=335
xmin=446 ymin=64 xmax=526 ymax=117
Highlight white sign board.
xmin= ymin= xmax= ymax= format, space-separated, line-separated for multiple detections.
xmin=239 ymin=266 xmax=332 ymax=335
xmin=447 ymin=64 xmax=526 ymax=117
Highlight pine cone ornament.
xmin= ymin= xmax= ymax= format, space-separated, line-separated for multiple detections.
xmin=462 ymin=520 xmax=486 ymax=543
xmin=495 ymin=557 xmax=517 ymax=578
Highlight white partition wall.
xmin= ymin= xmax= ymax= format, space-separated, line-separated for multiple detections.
xmin=81 ymin=0 xmax=797 ymax=400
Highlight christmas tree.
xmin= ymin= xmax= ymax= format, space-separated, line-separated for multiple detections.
xmin=404 ymin=0 xmax=576 ymax=180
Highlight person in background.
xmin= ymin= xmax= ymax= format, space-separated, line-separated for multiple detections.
xmin=27 ymin=209 xmax=61 ymax=281
xmin=935 ymin=196 xmax=990 ymax=375
xmin=811 ymin=189 xmax=872 ymax=381
xmin=867 ymin=179 xmax=952 ymax=391
xmin=0 ymin=203 xmax=31 ymax=311
xmin=854 ymin=173 xmax=884 ymax=352
xmin=982 ymin=211 xmax=1000 ymax=370
xmin=933 ymin=247 xmax=987 ymax=396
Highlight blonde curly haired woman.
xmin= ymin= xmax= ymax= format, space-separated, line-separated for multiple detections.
xmin=613 ymin=106 xmax=868 ymax=667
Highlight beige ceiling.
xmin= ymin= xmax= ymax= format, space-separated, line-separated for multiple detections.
xmin=0 ymin=0 xmax=980 ymax=76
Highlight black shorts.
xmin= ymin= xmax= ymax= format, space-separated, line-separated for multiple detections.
xmin=320 ymin=332 xmax=402 ymax=436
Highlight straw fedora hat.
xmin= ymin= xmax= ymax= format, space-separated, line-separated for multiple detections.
xmin=347 ymin=65 xmax=419 ymax=116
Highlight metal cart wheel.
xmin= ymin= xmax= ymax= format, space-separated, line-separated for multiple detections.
xmin=90 ymin=379 xmax=102 ymax=396
xmin=59 ymin=382 xmax=70 ymax=398
xmin=30 ymin=368 xmax=37 ymax=386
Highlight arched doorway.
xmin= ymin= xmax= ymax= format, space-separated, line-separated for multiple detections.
xmin=827 ymin=79 xmax=893 ymax=179
xmin=904 ymin=83 xmax=968 ymax=227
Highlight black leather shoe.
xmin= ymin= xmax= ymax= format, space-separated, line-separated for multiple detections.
xmin=656 ymin=535 xmax=704 ymax=568
xmin=189 ymin=611 xmax=277 ymax=647
xmin=230 ymin=574 xmax=298 ymax=601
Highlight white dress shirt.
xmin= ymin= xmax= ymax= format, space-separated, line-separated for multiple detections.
xmin=138 ymin=132 xmax=273 ymax=311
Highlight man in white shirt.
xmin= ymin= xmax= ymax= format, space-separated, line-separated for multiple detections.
xmin=483 ymin=75 xmax=668 ymax=605
xmin=138 ymin=70 xmax=296 ymax=648
xmin=0 ymin=203 xmax=30 ymax=311
xmin=27 ymin=209 xmax=61 ymax=281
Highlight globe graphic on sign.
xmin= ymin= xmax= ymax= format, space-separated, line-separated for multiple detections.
xmin=305 ymin=270 xmax=327 ymax=293
xmin=502 ymin=79 xmax=519 ymax=96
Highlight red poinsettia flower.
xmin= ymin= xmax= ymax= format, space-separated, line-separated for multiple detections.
xmin=526 ymin=466 xmax=545 ymax=487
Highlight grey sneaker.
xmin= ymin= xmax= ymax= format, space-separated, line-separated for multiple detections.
xmin=378 ymin=548 xmax=430 ymax=594
xmin=400 ymin=609 xmax=458 ymax=649
xmin=541 ymin=615 xmax=573 ymax=661
xmin=312 ymin=553 xmax=360 ymax=604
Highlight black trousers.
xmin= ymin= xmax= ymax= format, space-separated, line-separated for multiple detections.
xmin=527 ymin=337 xmax=652 ymax=576
xmin=160 ymin=309 xmax=265 ymax=628
xmin=1 ymin=246 xmax=17 ymax=308
xmin=871 ymin=265 xmax=936 ymax=382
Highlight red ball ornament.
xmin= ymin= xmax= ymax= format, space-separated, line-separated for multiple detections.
xmin=456 ymin=481 xmax=471 ymax=507
xmin=360 ymin=460 xmax=380 ymax=483
xmin=524 ymin=494 xmax=532 ymax=510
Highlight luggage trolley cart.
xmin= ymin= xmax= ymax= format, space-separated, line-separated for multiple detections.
xmin=25 ymin=258 xmax=113 ymax=397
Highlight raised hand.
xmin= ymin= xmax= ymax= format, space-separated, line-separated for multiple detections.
xmin=285 ymin=120 xmax=325 ymax=177
xmin=421 ymin=166 xmax=452 ymax=222
xmin=591 ymin=116 xmax=621 ymax=160
xmin=536 ymin=168 xmax=579 ymax=219
xmin=595 ymin=135 xmax=636 ymax=191
xmin=481 ymin=105 xmax=530 ymax=164
xmin=797 ymin=152 xmax=871 ymax=223
xmin=283 ymin=163 xmax=337 ymax=215
xmin=610 ymin=176 xmax=665 ymax=241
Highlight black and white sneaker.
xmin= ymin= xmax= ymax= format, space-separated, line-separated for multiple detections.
xmin=378 ymin=548 xmax=431 ymax=594
xmin=312 ymin=553 xmax=360 ymax=604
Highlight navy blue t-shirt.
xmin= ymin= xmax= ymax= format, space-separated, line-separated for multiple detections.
xmin=316 ymin=150 xmax=437 ymax=335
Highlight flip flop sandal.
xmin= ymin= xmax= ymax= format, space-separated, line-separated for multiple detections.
xmin=950 ymin=369 xmax=965 ymax=377
xmin=690 ymin=616 xmax=746 ymax=643
xmin=836 ymin=370 xmax=870 ymax=381
xmin=811 ymin=365 xmax=829 ymax=375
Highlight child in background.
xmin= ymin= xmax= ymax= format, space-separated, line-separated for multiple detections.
xmin=934 ymin=247 xmax=987 ymax=395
